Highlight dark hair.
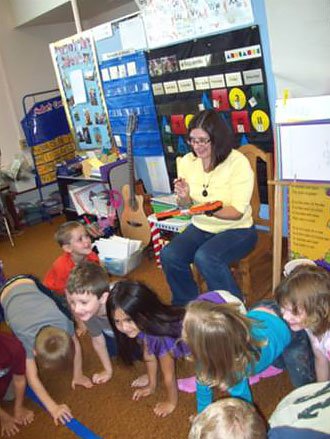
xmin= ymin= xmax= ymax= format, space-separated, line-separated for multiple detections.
xmin=66 ymin=261 xmax=110 ymax=299
xmin=187 ymin=109 xmax=236 ymax=170
xmin=106 ymin=280 xmax=185 ymax=364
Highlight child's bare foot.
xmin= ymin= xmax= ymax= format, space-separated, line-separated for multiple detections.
xmin=14 ymin=406 xmax=34 ymax=426
xmin=153 ymin=401 xmax=176 ymax=417
xmin=131 ymin=374 xmax=149 ymax=388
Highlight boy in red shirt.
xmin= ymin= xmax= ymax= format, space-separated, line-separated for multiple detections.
xmin=44 ymin=221 xmax=100 ymax=296
xmin=44 ymin=221 xmax=100 ymax=336
xmin=0 ymin=332 xmax=34 ymax=437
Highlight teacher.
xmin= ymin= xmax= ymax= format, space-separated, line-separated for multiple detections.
xmin=160 ymin=110 xmax=257 ymax=306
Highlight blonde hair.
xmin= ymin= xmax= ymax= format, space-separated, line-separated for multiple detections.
xmin=189 ymin=398 xmax=267 ymax=439
xmin=35 ymin=326 xmax=74 ymax=369
xmin=275 ymin=265 xmax=330 ymax=336
xmin=182 ymin=302 xmax=264 ymax=387
xmin=55 ymin=221 xmax=85 ymax=246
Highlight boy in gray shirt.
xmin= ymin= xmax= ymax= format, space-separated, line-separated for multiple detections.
xmin=66 ymin=262 xmax=114 ymax=385
xmin=0 ymin=276 xmax=92 ymax=426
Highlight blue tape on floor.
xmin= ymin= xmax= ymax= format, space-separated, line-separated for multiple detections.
xmin=26 ymin=386 xmax=102 ymax=439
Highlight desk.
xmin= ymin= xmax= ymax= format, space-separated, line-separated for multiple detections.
xmin=148 ymin=214 xmax=191 ymax=267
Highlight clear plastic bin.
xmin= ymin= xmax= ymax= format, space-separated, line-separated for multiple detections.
xmin=103 ymin=248 xmax=143 ymax=276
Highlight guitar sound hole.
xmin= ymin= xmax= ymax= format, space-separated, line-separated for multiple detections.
xmin=127 ymin=220 xmax=143 ymax=228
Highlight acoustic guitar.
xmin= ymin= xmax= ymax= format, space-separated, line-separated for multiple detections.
xmin=120 ymin=113 xmax=151 ymax=247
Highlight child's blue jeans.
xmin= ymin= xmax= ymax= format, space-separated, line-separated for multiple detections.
xmin=252 ymin=299 xmax=315 ymax=387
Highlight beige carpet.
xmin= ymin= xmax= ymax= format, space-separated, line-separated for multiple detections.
xmin=0 ymin=216 xmax=292 ymax=439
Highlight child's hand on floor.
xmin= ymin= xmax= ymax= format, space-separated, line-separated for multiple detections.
xmin=92 ymin=369 xmax=113 ymax=384
xmin=132 ymin=385 xmax=155 ymax=401
xmin=153 ymin=401 xmax=176 ymax=417
xmin=131 ymin=374 xmax=149 ymax=388
xmin=14 ymin=406 xmax=34 ymax=426
xmin=71 ymin=374 xmax=93 ymax=389
xmin=50 ymin=403 xmax=73 ymax=426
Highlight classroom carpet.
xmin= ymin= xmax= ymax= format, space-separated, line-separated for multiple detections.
xmin=0 ymin=216 xmax=293 ymax=439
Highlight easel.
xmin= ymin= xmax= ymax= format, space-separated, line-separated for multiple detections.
xmin=269 ymin=179 xmax=330 ymax=290
xmin=271 ymin=95 xmax=330 ymax=289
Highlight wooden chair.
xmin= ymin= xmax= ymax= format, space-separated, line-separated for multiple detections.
xmin=231 ymin=144 xmax=274 ymax=299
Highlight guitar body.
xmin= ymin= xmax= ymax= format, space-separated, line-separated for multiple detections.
xmin=120 ymin=184 xmax=151 ymax=247
xmin=119 ymin=113 xmax=151 ymax=247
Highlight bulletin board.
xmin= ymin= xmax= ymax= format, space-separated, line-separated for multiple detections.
xmin=49 ymin=32 xmax=113 ymax=151
xmin=21 ymin=94 xmax=76 ymax=186
xmin=99 ymin=50 xmax=163 ymax=156
xmin=147 ymin=25 xmax=273 ymax=197
xmin=136 ymin=0 xmax=254 ymax=49
xmin=93 ymin=13 xmax=147 ymax=61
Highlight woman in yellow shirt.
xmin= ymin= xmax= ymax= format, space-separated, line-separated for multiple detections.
xmin=160 ymin=110 xmax=257 ymax=305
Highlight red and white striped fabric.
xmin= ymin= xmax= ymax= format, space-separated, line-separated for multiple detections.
xmin=149 ymin=220 xmax=162 ymax=268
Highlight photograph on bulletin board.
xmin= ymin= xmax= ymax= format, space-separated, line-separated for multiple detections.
xmin=50 ymin=32 xmax=112 ymax=151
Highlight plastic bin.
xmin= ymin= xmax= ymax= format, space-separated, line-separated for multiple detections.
xmin=103 ymin=248 xmax=143 ymax=276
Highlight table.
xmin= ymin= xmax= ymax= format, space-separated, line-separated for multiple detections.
xmin=147 ymin=214 xmax=191 ymax=267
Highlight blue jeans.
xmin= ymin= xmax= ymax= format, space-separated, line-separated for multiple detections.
xmin=160 ymin=224 xmax=257 ymax=305
xmin=252 ymin=300 xmax=315 ymax=387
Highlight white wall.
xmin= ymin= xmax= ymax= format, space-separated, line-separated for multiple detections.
xmin=86 ymin=2 xmax=138 ymax=28
xmin=0 ymin=1 xmax=76 ymax=166
xmin=9 ymin=0 xmax=68 ymax=27
xmin=0 ymin=0 xmax=139 ymax=168
xmin=265 ymin=0 xmax=330 ymax=98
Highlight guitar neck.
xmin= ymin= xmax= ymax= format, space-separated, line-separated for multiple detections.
xmin=126 ymin=135 xmax=137 ymax=208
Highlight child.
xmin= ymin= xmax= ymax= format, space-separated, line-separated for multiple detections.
xmin=189 ymin=383 xmax=330 ymax=439
xmin=275 ymin=265 xmax=330 ymax=382
xmin=106 ymin=281 xmax=246 ymax=417
xmin=0 ymin=275 xmax=93 ymax=426
xmin=0 ymin=332 xmax=34 ymax=437
xmin=43 ymin=221 xmax=100 ymax=296
xmin=189 ymin=398 xmax=267 ymax=439
xmin=182 ymin=301 xmax=291 ymax=412
xmin=66 ymin=262 xmax=114 ymax=385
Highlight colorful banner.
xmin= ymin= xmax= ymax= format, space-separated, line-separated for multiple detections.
xmin=289 ymin=185 xmax=330 ymax=264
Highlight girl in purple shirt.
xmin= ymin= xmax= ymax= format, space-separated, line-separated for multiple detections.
xmin=106 ymin=280 xmax=242 ymax=417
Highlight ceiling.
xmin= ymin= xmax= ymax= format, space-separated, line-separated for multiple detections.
xmin=17 ymin=0 xmax=134 ymax=27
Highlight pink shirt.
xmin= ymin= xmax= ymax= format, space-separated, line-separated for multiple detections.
xmin=306 ymin=329 xmax=330 ymax=361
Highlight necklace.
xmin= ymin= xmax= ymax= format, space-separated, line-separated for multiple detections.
xmin=202 ymin=186 xmax=209 ymax=197
xmin=202 ymin=170 xmax=213 ymax=197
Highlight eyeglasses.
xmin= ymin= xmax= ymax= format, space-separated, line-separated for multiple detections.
xmin=187 ymin=137 xmax=211 ymax=146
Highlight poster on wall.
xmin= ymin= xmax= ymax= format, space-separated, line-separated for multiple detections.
xmin=289 ymin=186 xmax=330 ymax=267
xmin=50 ymin=32 xmax=112 ymax=151
xmin=135 ymin=0 xmax=254 ymax=49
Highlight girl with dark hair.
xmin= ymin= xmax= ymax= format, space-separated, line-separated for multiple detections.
xmin=107 ymin=280 xmax=245 ymax=417
xmin=107 ymin=280 xmax=187 ymax=417
xmin=160 ymin=109 xmax=257 ymax=306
